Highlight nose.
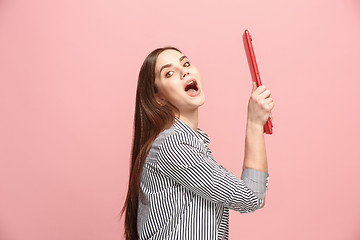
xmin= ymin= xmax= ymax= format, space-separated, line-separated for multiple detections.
xmin=181 ymin=71 xmax=189 ymax=79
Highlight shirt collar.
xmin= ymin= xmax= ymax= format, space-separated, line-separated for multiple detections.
xmin=173 ymin=118 xmax=210 ymax=145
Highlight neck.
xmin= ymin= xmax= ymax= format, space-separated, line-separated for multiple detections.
xmin=179 ymin=108 xmax=199 ymax=132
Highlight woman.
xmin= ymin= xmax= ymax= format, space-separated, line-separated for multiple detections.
xmin=122 ymin=46 xmax=274 ymax=239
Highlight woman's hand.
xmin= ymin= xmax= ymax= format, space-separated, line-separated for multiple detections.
xmin=247 ymin=82 xmax=275 ymax=129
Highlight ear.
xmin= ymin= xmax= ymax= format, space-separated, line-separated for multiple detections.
xmin=155 ymin=93 xmax=167 ymax=106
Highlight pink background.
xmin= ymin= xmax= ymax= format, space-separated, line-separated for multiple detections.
xmin=1 ymin=0 xmax=359 ymax=239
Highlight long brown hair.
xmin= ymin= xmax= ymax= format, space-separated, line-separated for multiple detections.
xmin=121 ymin=47 xmax=181 ymax=239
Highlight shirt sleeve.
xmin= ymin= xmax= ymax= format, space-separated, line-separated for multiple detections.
xmin=156 ymin=133 xmax=269 ymax=213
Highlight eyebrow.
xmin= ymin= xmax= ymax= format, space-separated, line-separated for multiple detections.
xmin=159 ymin=55 xmax=188 ymax=74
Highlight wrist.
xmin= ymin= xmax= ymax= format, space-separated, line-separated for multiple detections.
xmin=246 ymin=120 xmax=264 ymax=132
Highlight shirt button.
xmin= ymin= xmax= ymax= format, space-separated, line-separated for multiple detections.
xmin=266 ymin=176 xmax=269 ymax=181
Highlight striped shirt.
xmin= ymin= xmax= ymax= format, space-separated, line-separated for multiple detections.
xmin=137 ymin=118 xmax=269 ymax=239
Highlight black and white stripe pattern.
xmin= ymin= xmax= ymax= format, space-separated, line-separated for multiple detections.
xmin=137 ymin=118 xmax=269 ymax=239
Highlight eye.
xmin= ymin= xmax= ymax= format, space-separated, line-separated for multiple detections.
xmin=165 ymin=71 xmax=174 ymax=78
xmin=184 ymin=61 xmax=190 ymax=67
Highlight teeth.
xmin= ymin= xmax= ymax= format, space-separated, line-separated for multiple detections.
xmin=185 ymin=80 xmax=199 ymax=92
xmin=185 ymin=81 xmax=195 ymax=91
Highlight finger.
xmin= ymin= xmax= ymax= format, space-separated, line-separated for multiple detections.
xmin=254 ymin=85 xmax=267 ymax=96
xmin=269 ymin=102 xmax=275 ymax=110
xmin=262 ymin=99 xmax=274 ymax=110
xmin=263 ymin=97 xmax=273 ymax=103
xmin=259 ymin=89 xmax=271 ymax=99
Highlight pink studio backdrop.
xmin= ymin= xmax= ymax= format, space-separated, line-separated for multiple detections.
xmin=1 ymin=0 xmax=359 ymax=239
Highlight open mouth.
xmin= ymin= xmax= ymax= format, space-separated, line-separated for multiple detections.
xmin=184 ymin=79 xmax=199 ymax=95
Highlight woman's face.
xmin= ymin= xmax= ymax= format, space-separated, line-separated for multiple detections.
xmin=154 ymin=49 xmax=205 ymax=113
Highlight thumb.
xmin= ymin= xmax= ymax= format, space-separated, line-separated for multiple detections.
xmin=252 ymin=81 xmax=257 ymax=92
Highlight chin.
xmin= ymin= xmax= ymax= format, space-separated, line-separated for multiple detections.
xmin=198 ymin=98 xmax=206 ymax=107
xmin=193 ymin=97 xmax=206 ymax=108
xmin=180 ymin=99 xmax=205 ymax=112
xmin=198 ymin=93 xmax=206 ymax=105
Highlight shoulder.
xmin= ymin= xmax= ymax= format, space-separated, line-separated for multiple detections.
xmin=145 ymin=125 xmax=176 ymax=164
xmin=154 ymin=122 xmax=204 ymax=149
xmin=152 ymin=125 xmax=177 ymax=149
xmin=160 ymin=128 xmax=204 ymax=153
xmin=148 ymin=120 xmax=208 ymax=165
xmin=157 ymin=129 xmax=208 ymax=168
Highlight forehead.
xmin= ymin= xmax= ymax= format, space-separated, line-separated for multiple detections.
xmin=155 ymin=49 xmax=184 ymax=69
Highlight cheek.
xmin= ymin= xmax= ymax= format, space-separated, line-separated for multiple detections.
xmin=159 ymin=81 xmax=181 ymax=99
xmin=195 ymin=75 xmax=203 ymax=89
xmin=167 ymin=81 xmax=183 ymax=95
